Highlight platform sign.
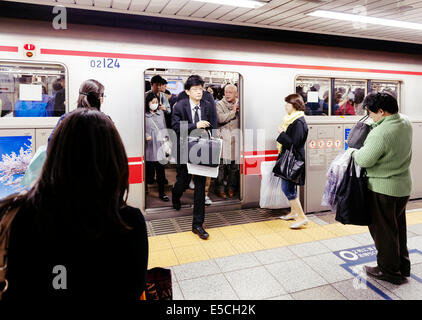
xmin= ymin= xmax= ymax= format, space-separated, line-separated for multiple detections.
xmin=333 ymin=245 xmax=422 ymax=300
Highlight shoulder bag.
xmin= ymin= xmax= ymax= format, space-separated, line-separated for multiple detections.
xmin=347 ymin=114 xmax=372 ymax=149
xmin=272 ymin=145 xmax=305 ymax=184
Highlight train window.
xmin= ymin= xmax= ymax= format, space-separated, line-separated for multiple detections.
xmin=369 ymin=80 xmax=400 ymax=108
xmin=332 ymin=79 xmax=367 ymax=116
xmin=0 ymin=62 xmax=66 ymax=118
xmin=295 ymin=77 xmax=330 ymax=116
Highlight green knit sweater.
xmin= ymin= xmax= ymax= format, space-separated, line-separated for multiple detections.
xmin=352 ymin=113 xmax=413 ymax=197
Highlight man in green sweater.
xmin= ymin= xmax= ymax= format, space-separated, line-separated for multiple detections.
xmin=351 ymin=92 xmax=413 ymax=285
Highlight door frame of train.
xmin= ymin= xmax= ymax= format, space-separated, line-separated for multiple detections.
xmin=141 ymin=69 xmax=245 ymax=215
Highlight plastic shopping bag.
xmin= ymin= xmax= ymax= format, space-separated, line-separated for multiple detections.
xmin=21 ymin=145 xmax=47 ymax=188
xmin=259 ymin=161 xmax=290 ymax=209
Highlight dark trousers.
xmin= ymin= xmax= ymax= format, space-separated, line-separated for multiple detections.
xmin=172 ymin=164 xmax=206 ymax=228
xmin=215 ymin=160 xmax=239 ymax=193
xmin=368 ymin=189 xmax=410 ymax=279
xmin=145 ymin=161 xmax=166 ymax=196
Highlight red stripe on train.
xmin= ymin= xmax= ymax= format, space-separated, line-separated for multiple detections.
xmin=243 ymin=150 xmax=279 ymax=156
xmin=128 ymin=156 xmax=143 ymax=162
xmin=0 ymin=46 xmax=19 ymax=52
xmin=40 ymin=48 xmax=422 ymax=76
xmin=244 ymin=156 xmax=278 ymax=176
xmin=129 ymin=164 xmax=143 ymax=184
xmin=127 ymin=152 xmax=278 ymax=180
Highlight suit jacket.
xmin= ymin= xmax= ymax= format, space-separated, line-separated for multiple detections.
xmin=276 ymin=116 xmax=308 ymax=185
xmin=171 ymin=98 xmax=217 ymax=135
xmin=172 ymin=98 xmax=217 ymax=164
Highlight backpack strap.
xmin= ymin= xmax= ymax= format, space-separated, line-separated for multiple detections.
xmin=0 ymin=206 xmax=21 ymax=300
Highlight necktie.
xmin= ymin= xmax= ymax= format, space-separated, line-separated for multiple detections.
xmin=194 ymin=106 xmax=200 ymax=125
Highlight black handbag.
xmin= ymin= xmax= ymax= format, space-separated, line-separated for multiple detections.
xmin=335 ymin=157 xmax=371 ymax=226
xmin=272 ymin=145 xmax=305 ymax=184
xmin=143 ymin=267 xmax=172 ymax=300
xmin=347 ymin=115 xmax=372 ymax=149
xmin=187 ymin=128 xmax=221 ymax=167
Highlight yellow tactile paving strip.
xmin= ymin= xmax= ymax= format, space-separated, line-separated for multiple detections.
xmin=147 ymin=211 xmax=422 ymax=269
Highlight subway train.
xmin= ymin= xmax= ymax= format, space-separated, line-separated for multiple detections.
xmin=0 ymin=17 xmax=421 ymax=221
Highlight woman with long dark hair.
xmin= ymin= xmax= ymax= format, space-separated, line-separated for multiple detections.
xmin=1 ymin=108 xmax=148 ymax=301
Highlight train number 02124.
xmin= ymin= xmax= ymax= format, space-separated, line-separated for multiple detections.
xmin=90 ymin=58 xmax=120 ymax=69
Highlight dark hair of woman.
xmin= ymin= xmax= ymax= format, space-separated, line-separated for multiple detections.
xmin=145 ymin=91 xmax=158 ymax=113
xmin=0 ymin=108 xmax=131 ymax=240
xmin=363 ymin=92 xmax=399 ymax=114
xmin=284 ymin=93 xmax=306 ymax=111
xmin=77 ymin=79 xmax=104 ymax=110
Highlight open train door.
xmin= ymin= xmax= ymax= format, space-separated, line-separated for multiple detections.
xmin=142 ymin=68 xmax=243 ymax=220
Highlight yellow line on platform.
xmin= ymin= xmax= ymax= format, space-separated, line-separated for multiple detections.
xmin=147 ymin=211 xmax=422 ymax=269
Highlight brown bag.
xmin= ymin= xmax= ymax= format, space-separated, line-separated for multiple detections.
xmin=0 ymin=206 xmax=20 ymax=301
xmin=143 ymin=267 xmax=172 ymax=300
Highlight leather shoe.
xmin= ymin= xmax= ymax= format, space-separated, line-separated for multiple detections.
xmin=192 ymin=226 xmax=209 ymax=240
xmin=172 ymin=200 xmax=181 ymax=210
xmin=159 ymin=194 xmax=170 ymax=202
xmin=227 ymin=190 xmax=235 ymax=198
xmin=364 ymin=266 xmax=405 ymax=285
xmin=217 ymin=192 xmax=227 ymax=199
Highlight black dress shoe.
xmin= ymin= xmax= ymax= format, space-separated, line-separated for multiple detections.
xmin=192 ymin=226 xmax=209 ymax=240
xmin=401 ymin=269 xmax=411 ymax=277
xmin=159 ymin=195 xmax=170 ymax=202
xmin=172 ymin=201 xmax=181 ymax=210
xmin=364 ymin=266 xmax=404 ymax=285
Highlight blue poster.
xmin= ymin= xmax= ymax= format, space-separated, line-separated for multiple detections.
xmin=345 ymin=128 xmax=351 ymax=150
xmin=0 ymin=136 xmax=32 ymax=199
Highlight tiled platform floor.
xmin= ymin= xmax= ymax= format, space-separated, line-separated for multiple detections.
xmin=147 ymin=208 xmax=422 ymax=300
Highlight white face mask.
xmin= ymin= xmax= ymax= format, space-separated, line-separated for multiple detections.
xmin=149 ymin=103 xmax=158 ymax=111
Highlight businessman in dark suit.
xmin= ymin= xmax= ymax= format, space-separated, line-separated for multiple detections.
xmin=171 ymin=75 xmax=217 ymax=240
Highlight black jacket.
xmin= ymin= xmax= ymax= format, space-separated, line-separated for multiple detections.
xmin=3 ymin=203 xmax=148 ymax=302
xmin=171 ymin=98 xmax=218 ymax=164
xmin=276 ymin=116 xmax=309 ymax=185
xmin=171 ymin=98 xmax=217 ymax=135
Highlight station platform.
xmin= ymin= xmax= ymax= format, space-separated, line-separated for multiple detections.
xmin=146 ymin=200 xmax=422 ymax=300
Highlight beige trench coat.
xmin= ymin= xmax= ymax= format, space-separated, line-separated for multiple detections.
xmin=216 ymin=98 xmax=240 ymax=161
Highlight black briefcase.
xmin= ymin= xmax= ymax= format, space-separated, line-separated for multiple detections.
xmin=347 ymin=115 xmax=372 ymax=149
xmin=187 ymin=129 xmax=222 ymax=167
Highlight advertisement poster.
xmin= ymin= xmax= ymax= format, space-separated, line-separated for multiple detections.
xmin=0 ymin=136 xmax=32 ymax=199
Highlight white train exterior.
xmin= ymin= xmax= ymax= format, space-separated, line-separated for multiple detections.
xmin=1 ymin=17 xmax=421 ymax=216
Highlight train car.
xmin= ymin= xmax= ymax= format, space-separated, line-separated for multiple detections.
xmin=1 ymin=17 xmax=421 ymax=221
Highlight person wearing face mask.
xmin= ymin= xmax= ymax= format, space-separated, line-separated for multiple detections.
xmin=145 ymin=92 xmax=169 ymax=202
xmin=276 ymin=94 xmax=309 ymax=229
xmin=350 ymin=92 xmax=412 ymax=285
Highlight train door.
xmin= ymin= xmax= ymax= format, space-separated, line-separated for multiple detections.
xmin=143 ymin=68 xmax=243 ymax=217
